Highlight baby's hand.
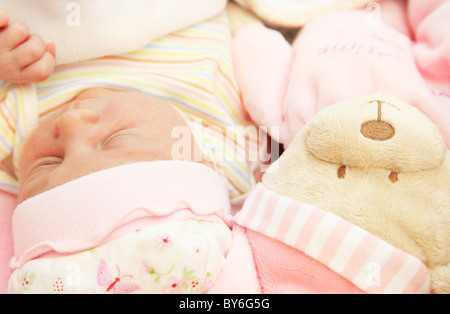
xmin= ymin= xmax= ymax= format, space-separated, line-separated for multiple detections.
xmin=0 ymin=10 xmax=56 ymax=84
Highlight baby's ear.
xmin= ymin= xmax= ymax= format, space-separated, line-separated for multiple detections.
xmin=232 ymin=23 xmax=294 ymax=143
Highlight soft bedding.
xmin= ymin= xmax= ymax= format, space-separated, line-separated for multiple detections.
xmin=0 ymin=192 xmax=15 ymax=294
xmin=232 ymin=0 xmax=450 ymax=147
xmin=0 ymin=0 xmax=227 ymax=65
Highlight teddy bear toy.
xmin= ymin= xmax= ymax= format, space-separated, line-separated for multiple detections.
xmin=234 ymin=94 xmax=450 ymax=294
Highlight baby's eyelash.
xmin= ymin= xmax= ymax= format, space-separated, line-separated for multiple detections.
xmin=33 ymin=157 xmax=62 ymax=167
xmin=98 ymin=129 xmax=139 ymax=150
xmin=26 ymin=157 xmax=62 ymax=178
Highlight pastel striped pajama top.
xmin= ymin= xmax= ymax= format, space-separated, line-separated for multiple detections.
xmin=0 ymin=13 xmax=262 ymax=204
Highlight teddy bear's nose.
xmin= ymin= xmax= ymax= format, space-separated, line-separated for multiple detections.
xmin=361 ymin=101 xmax=395 ymax=141
xmin=361 ymin=120 xmax=395 ymax=141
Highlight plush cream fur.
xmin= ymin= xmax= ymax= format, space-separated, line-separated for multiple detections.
xmin=232 ymin=0 xmax=374 ymax=28
xmin=227 ymin=1 xmax=262 ymax=35
xmin=263 ymin=94 xmax=450 ymax=294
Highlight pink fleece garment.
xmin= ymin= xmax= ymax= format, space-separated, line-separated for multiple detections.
xmin=0 ymin=192 xmax=15 ymax=294
xmin=232 ymin=1 xmax=450 ymax=148
xmin=245 ymin=229 xmax=363 ymax=294
xmin=10 ymin=161 xmax=233 ymax=271
xmin=9 ymin=161 xmax=263 ymax=294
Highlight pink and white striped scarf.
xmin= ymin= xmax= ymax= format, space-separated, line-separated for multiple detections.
xmin=235 ymin=183 xmax=431 ymax=294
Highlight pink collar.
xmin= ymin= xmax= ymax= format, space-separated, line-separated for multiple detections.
xmin=11 ymin=161 xmax=231 ymax=271
xmin=235 ymin=183 xmax=431 ymax=294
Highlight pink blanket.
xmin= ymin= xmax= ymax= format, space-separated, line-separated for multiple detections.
xmin=0 ymin=192 xmax=15 ymax=294
xmin=232 ymin=0 xmax=450 ymax=147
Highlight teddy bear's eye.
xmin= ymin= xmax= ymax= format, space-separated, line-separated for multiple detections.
xmin=389 ymin=172 xmax=399 ymax=183
xmin=337 ymin=166 xmax=347 ymax=179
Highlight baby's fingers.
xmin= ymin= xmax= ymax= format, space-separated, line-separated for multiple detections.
xmin=1 ymin=21 xmax=30 ymax=49
xmin=0 ymin=10 xmax=9 ymax=28
xmin=19 ymin=51 xmax=55 ymax=83
xmin=14 ymin=34 xmax=47 ymax=69
xmin=46 ymin=42 xmax=56 ymax=58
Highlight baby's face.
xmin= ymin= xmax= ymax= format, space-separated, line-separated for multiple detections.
xmin=18 ymin=89 xmax=196 ymax=203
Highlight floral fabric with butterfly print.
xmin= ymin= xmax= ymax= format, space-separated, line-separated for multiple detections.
xmin=8 ymin=219 xmax=231 ymax=294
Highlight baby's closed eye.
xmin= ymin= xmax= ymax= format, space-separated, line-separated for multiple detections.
xmin=98 ymin=129 xmax=140 ymax=150
xmin=27 ymin=156 xmax=63 ymax=177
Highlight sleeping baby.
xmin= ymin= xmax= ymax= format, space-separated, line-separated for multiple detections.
xmin=11 ymin=94 xmax=234 ymax=293
xmin=0 ymin=7 xmax=266 ymax=294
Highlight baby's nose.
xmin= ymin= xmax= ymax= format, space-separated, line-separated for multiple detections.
xmin=53 ymin=108 xmax=101 ymax=139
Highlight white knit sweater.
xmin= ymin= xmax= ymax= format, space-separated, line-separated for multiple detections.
xmin=0 ymin=0 xmax=226 ymax=65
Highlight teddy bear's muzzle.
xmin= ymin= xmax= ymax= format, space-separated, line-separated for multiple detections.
xmin=303 ymin=94 xmax=447 ymax=172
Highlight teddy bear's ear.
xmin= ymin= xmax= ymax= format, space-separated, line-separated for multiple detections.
xmin=304 ymin=94 xmax=447 ymax=172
